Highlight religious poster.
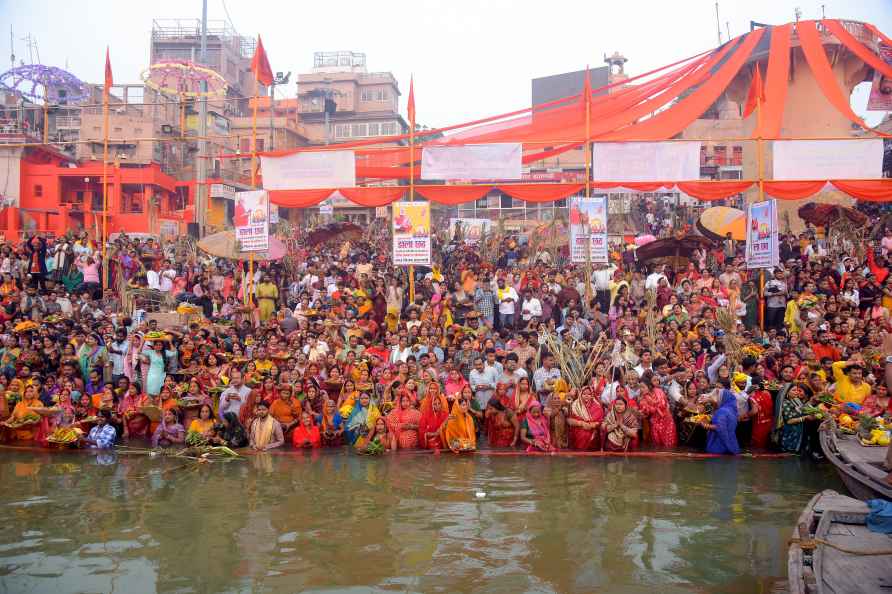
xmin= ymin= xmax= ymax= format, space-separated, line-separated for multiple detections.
xmin=569 ymin=196 xmax=608 ymax=263
xmin=449 ymin=218 xmax=492 ymax=244
xmin=392 ymin=202 xmax=431 ymax=266
xmin=234 ymin=190 xmax=269 ymax=252
xmin=745 ymin=199 xmax=779 ymax=269
xmin=867 ymin=43 xmax=892 ymax=111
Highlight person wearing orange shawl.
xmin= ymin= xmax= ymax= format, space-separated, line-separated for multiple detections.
xmin=418 ymin=391 xmax=449 ymax=450
xmin=3 ymin=384 xmax=48 ymax=443
xmin=386 ymin=391 xmax=421 ymax=450
xmin=269 ymin=385 xmax=302 ymax=439
xmin=291 ymin=411 xmax=321 ymax=448
xmin=568 ymin=386 xmax=604 ymax=451
xmin=118 ymin=383 xmax=151 ymax=439
xmin=485 ymin=382 xmax=518 ymax=447
xmin=440 ymin=398 xmax=476 ymax=453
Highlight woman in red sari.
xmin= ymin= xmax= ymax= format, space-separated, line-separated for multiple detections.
xmin=485 ymin=382 xmax=518 ymax=447
xmin=748 ymin=380 xmax=775 ymax=449
xmin=638 ymin=372 xmax=677 ymax=448
xmin=602 ymin=395 xmax=640 ymax=452
xmin=118 ymin=383 xmax=151 ymax=440
xmin=386 ymin=391 xmax=421 ymax=450
xmin=418 ymin=392 xmax=449 ymax=449
xmin=568 ymin=386 xmax=604 ymax=451
xmin=513 ymin=376 xmax=536 ymax=423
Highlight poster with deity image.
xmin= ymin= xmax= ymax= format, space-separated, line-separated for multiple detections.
xmin=392 ymin=202 xmax=431 ymax=266
xmin=569 ymin=196 xmax=609 ymax=263
xmin=745 ymin=199 xmax=779 ymax=269
xmin=234 ymin=190 xmax=269 ymax=252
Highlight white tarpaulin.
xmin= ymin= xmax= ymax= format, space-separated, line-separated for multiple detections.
xmin=421 ymin=143 xmax=522 ymax=180
xmin=772 ymin=139 xmax=883 ymax=180
xmin=260 ymin=150 xmax=356 ymax=190
xmin=592 ymin=142 xmax=700 ymax=182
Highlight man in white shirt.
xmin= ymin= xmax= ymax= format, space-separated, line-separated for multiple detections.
xmin=218 ymin=369 xmax=252 ymax=420
xmin=633 ymin=350 xmax=653 ymax=379
xmin=496 ymin=277 xmax=518 ymax=329
xmin=469 ymin=357 xmax=499 ymax=410
xmin=159 ymin=261 xmax=176 ymax=293
xmin=645 ymin=265 xmax=668 ymax=290
xmin=532 ymin=353 xmax=561 ymax=401
xmin=520 ymin=289 xmax=542 ymax=323
xmin=591 ymin=263 xmax=617 ymax=312
xmin=146 ymin=267 xmax=161 ymax=290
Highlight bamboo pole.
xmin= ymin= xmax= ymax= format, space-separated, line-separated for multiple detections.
xmin=408 ymin=76 xmax=416 ymax=305
xmin=101 ymin=82 xmax=110 ymax=291
xmin=756 ymin=73 xmax=765 ymax=331
xmin=247 ymin=87 xmax=258 ymax=308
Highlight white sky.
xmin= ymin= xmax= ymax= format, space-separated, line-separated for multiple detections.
xmin=2 ymin=0 xmax=892 ymax=126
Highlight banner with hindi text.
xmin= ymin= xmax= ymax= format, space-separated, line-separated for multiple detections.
xmin=745 ymin=199 xmax=778 ymax=269
xmin=569 ymin=196 xmax=608 ymax=263
xmin=234 ymin=190 xmax=269 ymax=252
xmin=392 ymin=202 xmax=431 ymax=266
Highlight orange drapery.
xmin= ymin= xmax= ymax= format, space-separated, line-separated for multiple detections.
xmin=499 ymin=183 xmax=584 ymax=202
xmin=415 ymin=185 xmax=494 ymax=205
xmin=831 ymin=180 xmax=892 ymax=202
xmin=758 ymin=24 xmax=792 ymax=139
xmin=677 ymin=181 xmax=754 ymax=201
xmin=338 ymin=187 xmax=406 ymax=207
xmin=763 ymin=180 xmax=827 ymax=200
xmin=824 ymin=20 xmax=892 ymax=80
xmin=268 ymin=189 xmax=333 ymax=207
xmin=865 ymin=23 xmax=892 ymax=51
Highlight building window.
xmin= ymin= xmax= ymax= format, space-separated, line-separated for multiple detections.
xmin=381 ymin=122 xmax=397 ymax=135
xmin=351 ymin=123 xmax=367 ymax=137
xmin=335 ymin=124 xmax=351 ymax=138
xmin=732 ymin=145 xmax=743 ymax=166
xmin=360 ymin=89 xmax=389 ymax=102
xmin=134 ymin=128 xmax=143 ymax=135
xmin=122 ymin=193 xmax=144 ymax=214
xmin=367 ymin=122 xmax=380 ymax=136
xmin=240 ymin=137 xmax=250 ymax=152
xmin=34 ymin=184 xmax=42 ymax=197
xmin=256 ymin=139 xmax=264 ymax=152
xmin=500 ymin=195 xmax=513 ymax=208
xmin=714 ymin=145 xmax=727 ymax=166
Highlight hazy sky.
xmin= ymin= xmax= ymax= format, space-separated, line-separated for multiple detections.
xmin=3 ymin=0 xmax=892 ymax=126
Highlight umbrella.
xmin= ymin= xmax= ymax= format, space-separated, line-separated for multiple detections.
xmin=141 ymin=61 xmax=228 ymax=98
xmin=797 ymin=203 xmax=867 ymax=227
xmin=697 ymin=206 xmax=746 ymax=241
xmin=306 ymin=222 xmax=363 ymax=246
xmin=634 ymin=234 xmax=714 ymax=268
xmin=197 ymin=230 xmax=285 ymax=262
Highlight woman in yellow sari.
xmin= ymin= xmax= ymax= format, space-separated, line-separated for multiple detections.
xmin=440 ymin=398 xmax=477 ymax=453
xmin=3 ymin=385 xmax=46 ymax=443
xmin=256 ymin=274 xmax=279 ymax=322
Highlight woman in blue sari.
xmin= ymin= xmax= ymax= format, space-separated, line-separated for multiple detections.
xmin=704 ymin=388 xmax=741 ymax=455
xmin=343 ymin=393 xmax=379 ymax=445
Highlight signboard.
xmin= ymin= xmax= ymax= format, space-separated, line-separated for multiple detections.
xmin=392 ymin=202 xmax=431 ymax=266
xmin=745 ymin=199 xmax=779 ymax=269
xmin=375 ymin=206 xmax=389 ymax=218
xmin=421 ymin=143 xmax=522 ymax=180
xmin=772 ymin=139 xmax=883 ymax=180
xmin=269 ymin=204 xmax=279 ymax=225
xmin=234 ymin=190 xmax=269 ymax=252
xmin=319 ymin=200 xmax=334 ymax=215
xmin=569 ymin=196 xmax=608 ymax=263
xmin=449 ymin=218 xmax=492 ymax=244
xmin=210 ymin=183 xmax=237 ymax=200
xmin=260 ymin=150 xmax=356 ymax=190
xmin=592 ymin=142 xmax=700 ymax=182
xmin=867 ymin=44 xmax=892 ymax=111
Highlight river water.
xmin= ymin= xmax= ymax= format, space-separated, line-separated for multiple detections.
xmin=0 ymin=449 xmax=842 ymax=594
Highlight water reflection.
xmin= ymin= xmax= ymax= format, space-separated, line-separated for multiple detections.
xmin=0 ymin=451 xmax=841 ymax=594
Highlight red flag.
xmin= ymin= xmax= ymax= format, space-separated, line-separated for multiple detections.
xmin=104 ymin=47 xmax=113 ymax=97
xmin=407 ymin=75 xmax=415 ymax=129
xmin=743 ymin=65 xmax=764 ymax=118
xmin=250 ymin=35 xmax=274 ymax=87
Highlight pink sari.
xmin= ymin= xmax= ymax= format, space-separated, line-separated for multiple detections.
xmin=386 ymin=401 xmax=421 ymax=449
xmin=524 ymin=408 xmax=553 ymax=452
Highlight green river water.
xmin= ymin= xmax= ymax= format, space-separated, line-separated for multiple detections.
xmin=0 ymin=449 xmax=843 ymax=594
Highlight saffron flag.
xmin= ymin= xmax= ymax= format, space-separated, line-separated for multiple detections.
xmin=743 ymin=65 xmax=764 ymax=119
xmin=104 ymin=47 xmax=113 ymax=97
xmin=407 ymin=75 xmax=416 ymax=129
xmin=251 ymin=35 xmax=274 ymax=87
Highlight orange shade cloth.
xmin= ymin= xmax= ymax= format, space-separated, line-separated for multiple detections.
xmin=338 ymin=187 xmax=406 ymax=207
xmin=268 ymin=189 xmax=333 ymax=208
xmin=499 ymin=183 xmax=584 ymax=203
xmin=831 ymin=180 xmax=892 ymax=202
xmin=763 ymin=180 xmax=827 ymax=200
xmin=677 ymin=181 xmax=754 ymax=201
xmin=824 ymin=20 xmax=892 ymax=80
xmin=759 ymin=24 xmax=792 ymax=139
xmin=415 ymin=185 xmax=494 ymax=205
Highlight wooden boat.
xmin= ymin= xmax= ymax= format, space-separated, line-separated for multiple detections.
xmin=820 ymin=426 xmax=892 ymax=502
xmin=788 ymin=489 xmax=892 ymax=594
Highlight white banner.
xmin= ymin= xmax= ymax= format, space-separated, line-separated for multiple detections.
xmin=569 ymin=197 xmax=609 ymax=263
xmin=392 ymin=202 xmax=431 ymax=266
xmin=745 ymin=199 xmax=779 ymax=269
xmin=421 ymin=143 xmax=522 ymax=180
xmin=260 ymin=150 xmax=356 ymax=190
xmin=592 ymin=142 xmax=700 ymax=182
xmin=772 ymin=140 xmax=883 ymax=180
xmin=449 ymin=218 xmax=492 ymax=244
xmin=234 ymin=190 xmax=269 ymax=252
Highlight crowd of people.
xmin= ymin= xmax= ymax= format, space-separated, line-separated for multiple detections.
xmin=0 ymin=211 xmax=890 ymax=482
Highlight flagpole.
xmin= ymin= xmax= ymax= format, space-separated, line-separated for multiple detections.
xmin=755 ymin=66 xmax=765 ymax=331
xmin=584 ymin=66 xmax=591 ymax=200
xmin=101 ymin=66 xmax=110 ymax=292
xmin=247 ymin=87 xmax=258 ymax=308
xmin=408 ymin=75 xmax=415 ymax=305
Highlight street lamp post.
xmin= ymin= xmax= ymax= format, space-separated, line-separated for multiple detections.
xmin=268 ymin=71 xmax=291 ymax=152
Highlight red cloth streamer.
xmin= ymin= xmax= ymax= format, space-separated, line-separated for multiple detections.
xmin=104 ymin=47 xmax=113 ymax=97
xmin=499 ymin=183 xmax=584 ymax=203
xmin=824 ymin=20 xmax=892 ymax=80
xmin=743 ymin=65 xmax=764 ymax=119
xmin=250 ymin=35 xmax=274 ymax=87
xmin=831 ymin=180 xmax=892 ymax=202
xmin=677 ymin=181 xmax=754 ymax=201
xmin=759 ymin=24 xmax=792 ymax=139
xmin=268 ymin=189 xmax=333 ymax=208
xmin=763 ymin=180 xmax=827 ymax=200
xmin=338 ymin=187 xmax=406 ymax=207
xmin=415 ymin=185 xmax=493 ymax=205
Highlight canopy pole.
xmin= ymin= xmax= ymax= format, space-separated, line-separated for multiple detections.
xmin=756 ymin=70 xmax=766 ymax=331
xmin=408 ymin=75 xmax=416 ymax=305
xmin=584 ymin=66 xmax=592 ymax=200
xmin=247 ymin=87 xmax=259 ymax=309
xmin=101 ymin=80 xmax=109 ymax=291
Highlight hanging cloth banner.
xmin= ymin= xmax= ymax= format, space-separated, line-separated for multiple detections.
xmin=421 ymin=143 xmax=522 ymax=180
xmin=260 ymin=150 xmax=356 ymax=190
xmin=772 ymin=139 xmax=883 ymax=180
xmin=592 ymin=142 xmax=700 ymax=182
xmin=569 ymin=196 xmax=609 ymax=263
xmin=392 ymin=202 xmax=431 ymax=266
xmin=745 ymin=199 xmax=779 ymax=270
xmin=234 ymin=190 xmax=270 ymax=252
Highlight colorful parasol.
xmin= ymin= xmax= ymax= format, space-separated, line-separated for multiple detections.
xmin=797 ymin=203 xmax=868 ymax=227
xmin=141 ymin=61 xmax=227 ymax=97
xmin=306 ymin=222 xmax=363 ymax=246
xmin=0 ymin=64 xmax=90 ymax=103
xmin=634 ymin=234 xmax=714 ymax=265
xmin=197 ymin=230 xmax=285 ymax=262
xmin=697 ymin=206 xmax=746 ymax=241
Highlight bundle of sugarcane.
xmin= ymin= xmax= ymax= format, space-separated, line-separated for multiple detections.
xmin=716 ymin=305 xmax=744 ymax=366
xmin=828 ymin=216 xmax=865 ymax=261
xmin=644 ymin=289 xmax=658 ymax=348
xmin=540 ymin=330 xmax=608 ymax=389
